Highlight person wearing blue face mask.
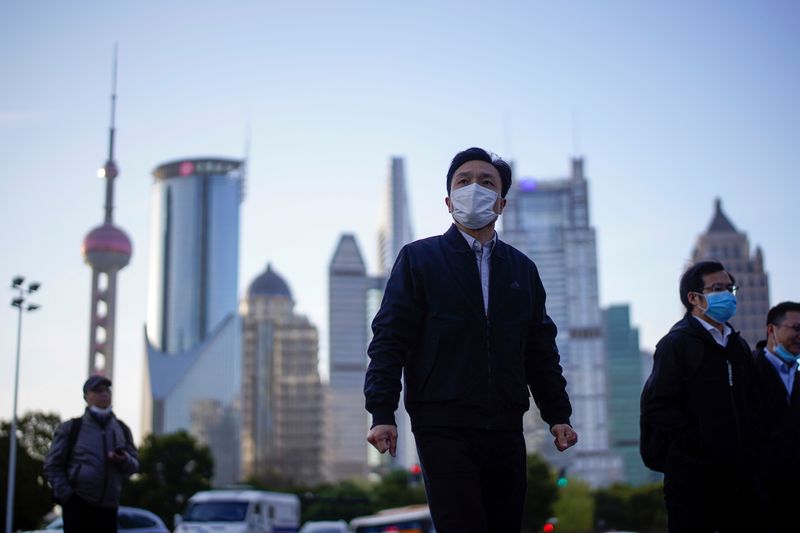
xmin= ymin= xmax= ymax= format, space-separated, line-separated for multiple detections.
xmin=641 ymin=260 xmax=761 ymax=533
xmin=751 ymin=301 xmax=800 ymax=533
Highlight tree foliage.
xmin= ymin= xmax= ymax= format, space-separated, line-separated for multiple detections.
xmin=553 ymin=478 xmax=594 ymax=533
xmin=521 ymin=453 xmax=559 ymax=532
xmin=0 ymin=412 xmax=60 ymax=531
xmin=593 ymin=482 xmax=666 ymax=533
xmin=121 ymin=430 xmax=214 ymax=529
xmin=300 ymin=479 xmax=374 ymax=523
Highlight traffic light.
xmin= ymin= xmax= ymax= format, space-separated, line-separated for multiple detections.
xmin=543 ymin=517 xmax=558 ymax=532
xmin=408 ymin=463 xmax=422 ymax=486
xmin=556 ymin=466 xmax=568 ymax=488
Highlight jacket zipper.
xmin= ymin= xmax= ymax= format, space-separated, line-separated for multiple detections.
xmin=726 ymin=359 xmax=744 ymax=469
xmin=486 ymin=316 xmax=492 ymax=429
xmin=99 ymin=428 xmax=109 ymax=504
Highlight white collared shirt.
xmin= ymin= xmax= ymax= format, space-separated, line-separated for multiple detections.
xmin=764 ymin=348 xmax=797 ymax=398
xmin=457 ymin=229 xmax=497 ymax=316
xmin=693 ymin=315 xmax=732 ymax=347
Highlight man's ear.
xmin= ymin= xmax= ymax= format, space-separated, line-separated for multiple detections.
xmin=445 ymin=196 xmax=453 ymax=213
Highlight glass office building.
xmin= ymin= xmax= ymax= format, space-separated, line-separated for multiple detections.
xmin=142 ymin=158 xmax=243 ymax=484
xmin=502 ymin=157 xmax=622 ymax=486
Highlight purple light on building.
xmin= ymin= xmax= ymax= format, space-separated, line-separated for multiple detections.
xmin=520 ymin=178 xmax=537 ymax=192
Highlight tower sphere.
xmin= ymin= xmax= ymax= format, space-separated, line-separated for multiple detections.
xmin=82 ymin=224 xmax=132 ymax=269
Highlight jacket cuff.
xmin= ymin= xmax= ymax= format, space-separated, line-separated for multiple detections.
xmin=370 ymin=409 xmax=397 ymax=428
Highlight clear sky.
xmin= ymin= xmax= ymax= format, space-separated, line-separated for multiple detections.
xmin=1 ymin=0 xmax=798 ymax=442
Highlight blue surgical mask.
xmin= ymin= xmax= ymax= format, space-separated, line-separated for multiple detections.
xmin=698 ymin=291 xmax=737 ymax=323
xmin=772 ymin=333 xmax=800 ymax=366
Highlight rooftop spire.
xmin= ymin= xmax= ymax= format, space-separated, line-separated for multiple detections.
xmin=99 ymin=44 xmax=119 ymax=224
xmin=706 ymin=197 xmax=737 ymax=233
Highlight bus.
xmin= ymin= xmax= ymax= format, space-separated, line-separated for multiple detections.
xmin=349 ymin=505 xmax=435 ymax=533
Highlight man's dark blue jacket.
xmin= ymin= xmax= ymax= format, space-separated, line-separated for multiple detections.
xmin=364 ymin=224 xmax=572 ymax=432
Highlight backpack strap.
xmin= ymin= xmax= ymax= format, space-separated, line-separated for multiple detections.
xmin=116 ymin=417 xmax=134 ymax=448
xmin=64 ymin=416 xmax=83 ymax=465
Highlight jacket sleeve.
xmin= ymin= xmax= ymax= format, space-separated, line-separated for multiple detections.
xmin=43 ymin=420 xmax=75 ymax=502
xmin=365 ymin=247 xmax=425 ymax=427
xmin=642 ymin=335 xmax=691 ymax=434
xmin=117 ymin=421 xmax=140 ymax=477
xmin=524 ymin=264 xmax=572 ymax=428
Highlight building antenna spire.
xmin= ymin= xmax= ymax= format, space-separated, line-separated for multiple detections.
xmin=571 ymin=108 xmax=582 ymax=157
xmin=101 ymin=44 xmax=120 ymax=224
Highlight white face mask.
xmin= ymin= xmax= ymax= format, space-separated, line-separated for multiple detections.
xmin=89 ymin=405 xmax=112 ymax=416
xmin=449 ymin=183 xmax=500 ymax=229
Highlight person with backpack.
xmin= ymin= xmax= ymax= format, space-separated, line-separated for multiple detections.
xmin=640 ymin=261 xmax=761 ymax=533
xmin=44 ymin=375 xmax=139 ymax=533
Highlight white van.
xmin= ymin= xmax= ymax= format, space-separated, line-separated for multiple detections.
xmin=174 ymin=489 xmax=301 ymax=533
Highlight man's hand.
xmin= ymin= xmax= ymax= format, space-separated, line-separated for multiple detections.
xmin=108 ymin=449 xmax=127 ymax=463
xmin=366 ymin=424 xmax=398 ymax=457
xmin=551 ymin=424 xmax=578 ymax=452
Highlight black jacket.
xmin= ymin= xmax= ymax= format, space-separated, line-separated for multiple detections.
xmin=641 ymin=314 xmax=757 ymax=471
xmin=751 ymin=348 xmax=800 ymax=483
xmin=364 ymin=224 xmax=572 ymax=431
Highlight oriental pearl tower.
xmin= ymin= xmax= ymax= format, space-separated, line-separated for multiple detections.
xmin=80 ymin=49 xmax=132 ymax=380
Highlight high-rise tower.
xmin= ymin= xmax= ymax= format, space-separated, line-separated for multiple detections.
xmin=142 ymin=157 xmax=244 ymax=484
xmin=81 ymin=48 xmax=132 ymax=380
xmin=502 ymin=157 xmax=622 ymax=486
xmin=691 ymin=198 xmax=770 ymax=345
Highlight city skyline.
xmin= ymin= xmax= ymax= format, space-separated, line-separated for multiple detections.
xmin=2 ymin=1 xmax=798 ymax=444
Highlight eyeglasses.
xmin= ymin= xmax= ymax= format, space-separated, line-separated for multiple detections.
xmin=776 ymin=323 xmax=800 ymax=333
xmin=699 ymin=284 xmax=738 ymax=295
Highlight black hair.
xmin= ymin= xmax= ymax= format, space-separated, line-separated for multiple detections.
xmin=766 ymin=301 xmax=800 ymax=326
xmin=446 ymin=147 xmax=512 ymax=198
xmin=679 ymin=261 xmax=735 ymax=313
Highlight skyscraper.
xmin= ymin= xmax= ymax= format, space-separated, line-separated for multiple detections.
xmin=142 ymin=157 xmax=244 ymax=484
xmin=327 ymin=156 xmax=416 ymax=480
xmin=691 ymin=198 xmax=770 ymax=345
xmin=502 ymin=157 xmax=621 ymax=486
xmin=327 ymin=234 xmax=374 ymax=480
xmin=81 ymin=52 xmax=132 ymax=380
xmin=604 ymin=304 xmax=656 ymax=486
xmin=240 ymin=264 xmax=324 ymax=486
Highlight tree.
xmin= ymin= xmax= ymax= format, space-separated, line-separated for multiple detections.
xmin=593 ymin=482 xmax=666 ymax=533
xmin=521 ymin=453 xmax=558 ymax=532
xmin=371 ymin=469 xmax=427 ymax=511
xmin=553 ymin=479 xmax=594 ymax=533
xmin=0 ymin=413 xmax=59 ymax=531
xmin=121 ymin=430 xmax=214 ymax=529
xmin=300 ymin=480 xmax=374 ymax=523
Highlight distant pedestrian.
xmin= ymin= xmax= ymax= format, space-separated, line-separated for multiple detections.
xmin=365 ymin=147 xmax=577 ymax=533
xmin=751 ymin=301 xmax=800 ymax=532
xmin=44 ymin=375 xmax=139 ymax=533
xmin=641 ymin=261 xmax=760 ymax=532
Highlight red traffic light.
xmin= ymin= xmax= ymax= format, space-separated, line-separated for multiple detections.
xmin=543 ymin=524 xmax=555 ymax=533
xmin=409 ymin=463 xmax=422 ymax=475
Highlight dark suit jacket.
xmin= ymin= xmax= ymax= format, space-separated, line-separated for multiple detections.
xmin=752 ymin=348 xmax=800 ymax=483
xmin=364 ymin=224 xmax=572 ymax=431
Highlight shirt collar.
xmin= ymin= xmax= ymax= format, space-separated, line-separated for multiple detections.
xmin=457 ymin=228 xmax=497 ymax=252
xmin=693 ymin=315 xmax=732 ymax=340
xmin=764 ymin=348 xmax=796 ymax=373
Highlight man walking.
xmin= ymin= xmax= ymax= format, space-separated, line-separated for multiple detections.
xmin=752 ymin=301 xmax=800 ymax=532
xmin=365 ymin=147 xmax=577 ymax=533
xmin=44 ymin=375 xmax=139 ymax=533
xmin=641 ymin=261 xmax=759 ymax=532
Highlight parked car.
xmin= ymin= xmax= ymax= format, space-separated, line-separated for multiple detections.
xmin=22 ymin=506 xmax=169 ymax=533
xmin=174 ymin=489 xmax=301 ymax=533
xmin=299 ymin=520 xmax=349 ymax=533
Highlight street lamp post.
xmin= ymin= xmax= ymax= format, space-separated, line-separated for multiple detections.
xmin=4 ymin=276 xmax=40 ymax=533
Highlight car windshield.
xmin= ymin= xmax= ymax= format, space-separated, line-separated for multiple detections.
xmin=184 ymin=501 xmax=249 ymax=522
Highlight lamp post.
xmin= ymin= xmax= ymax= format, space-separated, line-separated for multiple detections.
xmin=4 ymin=276 xmax=40 ymax=533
